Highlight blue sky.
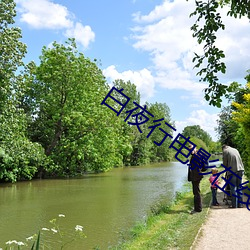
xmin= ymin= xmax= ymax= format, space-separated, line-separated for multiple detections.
xmin=14 ymin=0 xmax=250 ymax=141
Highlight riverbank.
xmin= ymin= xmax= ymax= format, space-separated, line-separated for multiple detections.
xmin=111 ymin=175 xmax=212 ymax=249
xmin=112 ymin=172 xmax=250 ymax=250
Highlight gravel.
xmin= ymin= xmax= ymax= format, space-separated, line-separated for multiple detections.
xmin=192 ymin=188 xmax=250 ymax=250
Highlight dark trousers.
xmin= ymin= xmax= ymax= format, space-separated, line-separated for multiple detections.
xmin=229 ymin=170 xmax=244 ymax=208
xmin=192 ymin=180 xmax=202 ymax=212
xmin=211 ymin=187 xmax=218 ymax=205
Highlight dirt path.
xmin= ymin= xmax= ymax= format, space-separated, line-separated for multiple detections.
xmin=192 ymin=188 xmax=250 ymax=250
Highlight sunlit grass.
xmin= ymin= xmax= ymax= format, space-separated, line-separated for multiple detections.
xmin=111 ymin=177 xmax=211 ymax=250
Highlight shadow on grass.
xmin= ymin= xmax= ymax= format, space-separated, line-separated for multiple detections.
xmin=149 ymin=190 xmax=212 ymax=216
xmin=209 ymin=189 xmax=250 ymax=210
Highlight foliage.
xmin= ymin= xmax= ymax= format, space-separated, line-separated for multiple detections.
xmin=189 ymin=136 xmax=209 ymax=152
xmin=189 ymin=0 xmax=250 ymax=107
xmin=0 ymin=0 xmax=48 ymax=182
xmin=112 ymin=79 xmax=142 ymax=165
xmin=208 ymin=140 xmax=222 ymax=154
xmin=24 ymin=39 xmax=125 ymax=175
xmin=107 ymin=81 xmax=175 ymax=166
xmin=215 ymin=106 xmax=240 ymax=147
xmin=146 ymin=102 xmax=175 ymax=162
xmin=215 ymin=72 xmax=250 ymax=178
xmin=0 ymin=0 xmax=27 ymax=108
xmin=231 ymin=81 xmax=250 ymax=178
xmin=0 ymin=0 xmax=181 ymax=181
xmin=182 ymin=125 xmax=212 ymax=148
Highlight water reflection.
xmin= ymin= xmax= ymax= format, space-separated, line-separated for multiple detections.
xmin=0 ymin=161 xmax=191 ymax=249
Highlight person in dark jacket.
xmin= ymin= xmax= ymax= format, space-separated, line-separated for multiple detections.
xmin=188 ymin=144 xmax=206 ymax=214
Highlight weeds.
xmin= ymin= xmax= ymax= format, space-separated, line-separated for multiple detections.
xmin=1 ymin=214 xmax=86 ymax=250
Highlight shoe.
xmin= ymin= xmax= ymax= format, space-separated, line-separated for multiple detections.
xmin=190 ymin=210 xmax=201 ymax=214
xmin=238 ymin=205 xmax=243 ymax=208
xmin=212 ymin=203 xmax=220 ymax=206
xmin=228 ymin=205 xmax=236 ymax=208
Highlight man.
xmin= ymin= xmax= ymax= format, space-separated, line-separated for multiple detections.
xmin=188 ymin=145 xmax=206 ymax=214
xmin=222 ymin=144 xmax=245 ymax=208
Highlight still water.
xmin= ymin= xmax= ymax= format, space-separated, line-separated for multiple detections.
xmin=0 ymin=161 xmax=190 ymax=249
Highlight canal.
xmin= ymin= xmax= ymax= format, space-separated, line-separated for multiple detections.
xmin=0 ymin=161 xmax=193 ymax=249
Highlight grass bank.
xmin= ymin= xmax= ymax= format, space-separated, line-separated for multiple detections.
xmin=111 ymin=175 xmax=212 ymax=250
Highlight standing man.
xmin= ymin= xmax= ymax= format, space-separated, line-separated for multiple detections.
xmin=188 ymin=145 xmax=206 ymax=214
xmin=222 ymin=144 xmax=245 ymax=208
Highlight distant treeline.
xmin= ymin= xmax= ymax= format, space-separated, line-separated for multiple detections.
xmin=0 ymin=1 xmax=218 ymax=182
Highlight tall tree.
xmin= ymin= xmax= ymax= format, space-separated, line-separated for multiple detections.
xmin=182 ymin=125 xmax=212 ymax=147
xmin=112 ymin=79 xmax=142 ymax=165
xmin=24 ymin=39 xmax=124 ymax=175
xmin=189 ymin=0 xmax=250 ymax=107
xmin=229 ymin=73 xmax=250 ymax=178
xmin=216 ymin=73 xmax=250 ymax=150
xmin=216 ymin=106 xmax=240 ymax=147
xmin=0 ymin=0 xmax=46 ymax=182
xmin=146 ymin=102 xmax=175 ymax=162
xmin=0 ymin=0 xmax=26 ymax=108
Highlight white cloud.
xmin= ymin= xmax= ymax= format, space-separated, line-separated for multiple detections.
xmin=103 ymin=0 xmax=209 ymax=104
xmin=16 ymin=0 xmax=73 ymax=29
xmin=130 ymin=0 xmax=250 ymax=96
xmin=131 ymin=0 xmax=198 ymax=88
xmin=103 ymin=65 xmax=155 ymax=103
xmin=214 ymin=7 xmax=250 ymax=81
xmin=16 ymin=0 xmax=95 ymax=49
xmin=174 ymin=110 xmax=219 ymax=141
xmin=132 ymin=1 xmax=175 ymax=23
xmin=65 ymin=22 xmax=95 ymax=48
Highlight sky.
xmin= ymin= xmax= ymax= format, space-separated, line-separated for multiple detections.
xmin=14 ymin=0 xmax=250 ymax=141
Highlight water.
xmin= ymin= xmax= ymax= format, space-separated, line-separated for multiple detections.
xmin=0 ymin=161 xmax=189 ymax=249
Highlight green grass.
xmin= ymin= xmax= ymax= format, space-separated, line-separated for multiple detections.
xmin=111 ymin=176 xmax=212 ymax=250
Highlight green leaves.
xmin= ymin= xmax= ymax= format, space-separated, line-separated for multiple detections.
xmin=189 ymin=0 xmax=249 ymax=107
xmin=0 ymin=0 xmax=47 ymax=182
xmin=146 ymin=102 xmax=175 ymax=162
xmin=227 ymin=0 xmax=250 ymax=18
xmin=190 ymin=0 xmax=227 ymax=107
xmin=182 ymin=125 xmax=212 ymax=147
xmin=24 ymin=39 xmax=127 ymax=174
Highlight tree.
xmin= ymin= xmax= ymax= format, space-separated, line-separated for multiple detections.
xmin=189 ymin=136 xmax=208 ymax=152
xmin=209 ymin=140 xmax=222 ymax=154
xmin=215 ymin=72 xmax=250 ymax=178
xmin=103 ymin=81 xmax=175 ymax=165
xmin=216 ymin=106 xmax=240 ymax=147
xmin=189 ymin=0 xmax=250 ymax=107
xmin=112 ymin=79 xmax=142 ymax=165
xmin=0 ymin=0 xmax=47 ymax=182
xmin=216 ymin=73 xmax=250 ymax=154
xmin=0 ymin=0 xmax=27 ymax=108
xmin=24 ymin=39 xmax=125 ymax=175
xmin=182 ymin=125 xmax=212 ymax=147
xmin=146 ymin=102 xmax=175 ymax=162
xmin=231 ymin=77 xmax=250 ymax=178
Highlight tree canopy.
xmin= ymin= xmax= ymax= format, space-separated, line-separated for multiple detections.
xmin=0 ymin=0 xmax=176 ymax=182
xmin=216 ymin=72 xmax=250 ymax=178
xmin=0 ymin=0 xmax=47 ymax=182
xmin=182 ymin=125 xmax=212 ymax=147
